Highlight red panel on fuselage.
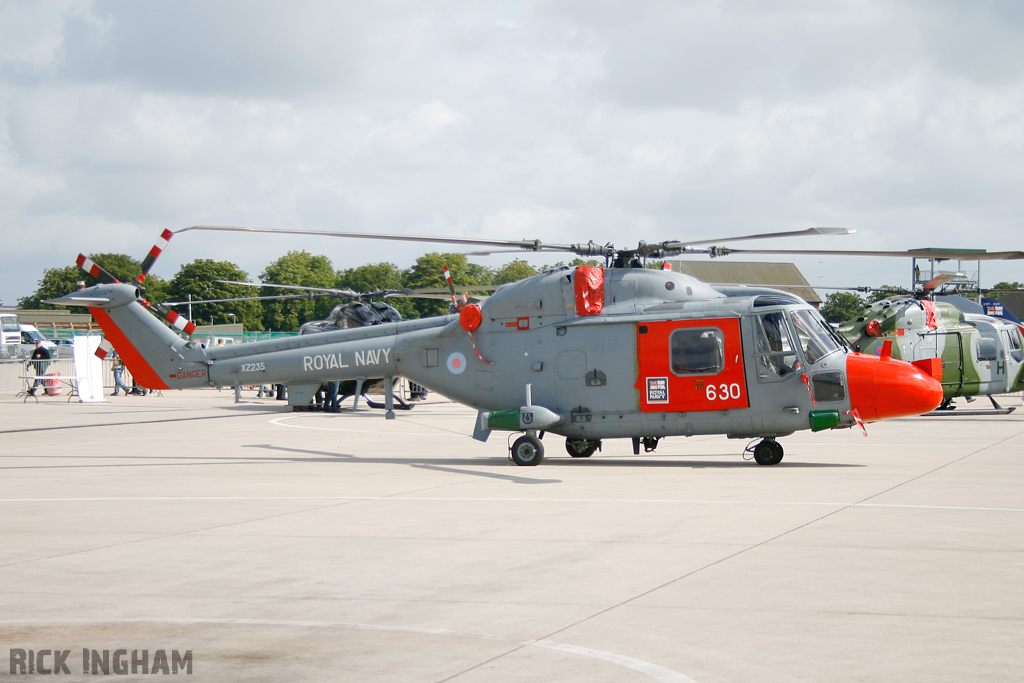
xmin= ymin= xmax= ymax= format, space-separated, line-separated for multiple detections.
xmin=636 ymin=318 xmax=748 ymax=413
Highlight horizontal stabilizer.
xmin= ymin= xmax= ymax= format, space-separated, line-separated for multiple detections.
xmin=45 ymin=295 xmax=111 ymax=305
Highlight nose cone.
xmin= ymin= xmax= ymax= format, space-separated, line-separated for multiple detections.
xmin=847 ymin=352 xmax=943 ymax=422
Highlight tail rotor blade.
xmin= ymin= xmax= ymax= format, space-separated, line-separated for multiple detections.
xmin=76 ymin=255 xmax=120 ymax=284
xmin=138 ymin=229 xmax=174 ymax=282
xmin=443 ymin=265 xmax=462 ymax=310
xmin=144 ymin=299 xmax=197 ymax=337
xmin=94 ymin=337 xmax=114 ymax=360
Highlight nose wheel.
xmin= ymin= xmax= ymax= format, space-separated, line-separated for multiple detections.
xmin=751 ymin=439 xmax=784 ymax=466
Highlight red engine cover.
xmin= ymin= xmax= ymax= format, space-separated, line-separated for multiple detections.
xmin=574 ymin=266 xmax=604 ymax=316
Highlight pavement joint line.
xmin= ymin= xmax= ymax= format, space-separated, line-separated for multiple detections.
xmin=851 ymin=428 xmax=1024 ymax=507
xmin=0 ymin=479 xmax=480 ymax=571
xmin=0 ymin=495 xmax=380 ymax=571
xmin=270 ymin=414 xmax=475 ymax=437
xmin=0 ymin=495 xmax=1021 ymax=513
xmin=454 ymin=434 xmax=1024 ymax=679
xmin=0 ymin=412 xmax=274 ymax=434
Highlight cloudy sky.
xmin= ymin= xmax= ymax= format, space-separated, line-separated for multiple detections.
xmin=2 ymin=0 xmax=1023 ymax=306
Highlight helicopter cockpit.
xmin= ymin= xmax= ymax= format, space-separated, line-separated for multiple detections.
xmin=753 ymin=305 xmax=845 ymax=382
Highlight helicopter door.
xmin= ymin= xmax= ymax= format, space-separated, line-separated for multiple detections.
xmin=636 ymin=318 xmax=748 ymax=413
xmin=934 ymin=332 xmax=965 ymax=395
xmin=1003 ymin=327 xmax=1024 ymax=392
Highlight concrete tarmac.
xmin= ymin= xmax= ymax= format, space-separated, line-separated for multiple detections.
xmin=1 ymin=388 xmax=1023 ymax=682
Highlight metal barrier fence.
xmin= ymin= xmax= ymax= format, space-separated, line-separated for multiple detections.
xmin=0 ymin=359 xmax=134 ymax=394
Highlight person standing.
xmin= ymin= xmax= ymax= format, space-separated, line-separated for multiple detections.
xmin=326 ymin=380 xmax=340 ymax=412
xmin=111 ymin=350 xmax=131 ymax=396
xmin=26 ymin=341 xmax=51 ymax=396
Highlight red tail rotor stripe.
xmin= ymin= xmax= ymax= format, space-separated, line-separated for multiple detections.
xmin=77 ymin=255 xmax=110 ymax=281
xmin=87 ymin=307 xmax=169 ymax=390
xmin=164 ymin=309 xmax=196 ymax=335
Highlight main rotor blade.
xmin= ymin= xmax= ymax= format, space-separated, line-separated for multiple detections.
xmin=922 ymin=272 xmax=965 ymax=291
xmin=164 ymin=293 xmax=325 ymax=305
xmin=707 ymin=248 xmax=1024 ymax=261
xmin=216 ymin=280 xmax=363 ymax=297
xmin=180 ymin=225 xmax=585 ymax=254
xmin=402 ymin=285 xmax=499 ymax=294
xmin=217 ymin=280 xmax=498 ymax=297
xmin=679 ymin=227 xmax=854 ymax=247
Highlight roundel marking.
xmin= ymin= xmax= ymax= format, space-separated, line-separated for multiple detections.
xmin=447 ymin=351 xmax=467 ymax=375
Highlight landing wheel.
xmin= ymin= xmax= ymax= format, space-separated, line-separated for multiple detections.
xmin=511 ymin=435 xmax=545 ymax=466
xmin=753 ymin=439 xmax=784 ymax=466
xmin=565 ymin=438 xmax=600 ymax=458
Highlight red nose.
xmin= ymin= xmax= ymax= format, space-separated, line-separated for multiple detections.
xmin=846 ymin=352 xmax=943 ymax=422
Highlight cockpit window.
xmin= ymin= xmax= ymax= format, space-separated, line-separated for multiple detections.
xmin=754 ymin=312 xmax=798 ymax=380
xmin=976 ymin=336 xmax=999 ymax=362
xmin=1008 ymin=327 xmax=1024 ymax=363
xmin=790 ymin=310 xmax=842 ymax=364
xmin=669 ymin=327 xmax=724 ymax=376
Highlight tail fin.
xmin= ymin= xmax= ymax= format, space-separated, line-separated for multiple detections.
xmin=47 ymin=283 xmax=209 ymax=389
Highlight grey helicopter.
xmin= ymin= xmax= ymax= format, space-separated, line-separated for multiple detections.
xmin=53 ymin=226 xmax=947 ymax=466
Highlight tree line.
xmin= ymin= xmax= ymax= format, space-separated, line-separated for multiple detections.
xmin=19 ymin=251 xmax=591 ymax=332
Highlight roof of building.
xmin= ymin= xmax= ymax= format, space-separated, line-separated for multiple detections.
xmin=665 ymin=261 xmax=821 ymax=304
xmin=997 ymin=291 xmax=1024 ymax=319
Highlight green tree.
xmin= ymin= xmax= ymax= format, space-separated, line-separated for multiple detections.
xmin=493 ymin=259 xmax=539 ymax=285
xmin=167 ymin=259 xmax=264 ymax=330
xmin=821 ymin=291 xmax=867 ymax=324
xmin=18 ymin=253 xmax=167 ymax=309
xmin=260 ymin=251 xmax=336 ymax=331
xmin=18 ymin=265 xmax=83 ymax=310
xmin=988 ymin=281 xmax=1023 ymax=294
xmin=541 ymin=258 xmax=602 ymax=270
xmin=404 ymin=253 xmax=493 ymax=317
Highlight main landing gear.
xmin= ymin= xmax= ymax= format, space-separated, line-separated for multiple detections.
xmin=750 ymin=438 xmax=784 ymax=466
xmin=510 ymin=433 xmax=545 ymax=466
xmin=565 ymin=438 xmax=601 ymax=458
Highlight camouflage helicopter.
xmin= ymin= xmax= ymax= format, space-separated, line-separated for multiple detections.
xmin=53 ymin=226 xmax=946 ymax=467
xmin=837 ymin=275 xmax=1024 ymax=413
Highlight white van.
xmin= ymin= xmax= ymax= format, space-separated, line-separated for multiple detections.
xmin=19 ymin=324 xmax=59 ymax=358
xmin=0 ymin=313 xmax=20 ymax=359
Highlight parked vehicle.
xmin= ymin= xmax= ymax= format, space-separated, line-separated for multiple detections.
xmin=1 ymin=312 xmax=21 ymax=359
xmin=19 ymin=324 xmax=59 ymax=359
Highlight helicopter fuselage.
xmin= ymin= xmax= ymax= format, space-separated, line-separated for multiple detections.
xmin=841 ymin=297 xmax=1024 ymax=400
xmin=64 ymin=266 xmax=944 ymax=459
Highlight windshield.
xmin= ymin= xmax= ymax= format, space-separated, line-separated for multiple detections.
xmin=790 ymin=309 xmax=842 ymax=364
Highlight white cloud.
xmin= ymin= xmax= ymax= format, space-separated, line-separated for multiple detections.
xmin=2 ymin=0 xmax=1024 ymax=307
